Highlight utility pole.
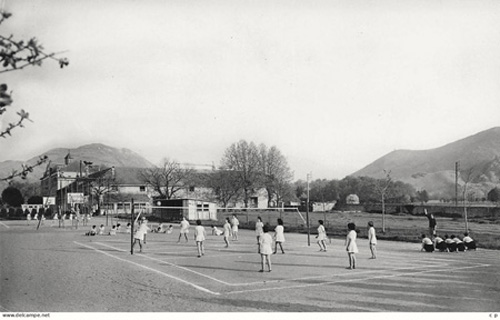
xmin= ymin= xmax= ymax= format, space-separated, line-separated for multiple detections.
xmin=306 ymin=172 xmax=311 ymax=246
xmin=130 ymin=198 xmax=135 ymax=255
xmin=378 ymin=170 xmax=392 ymax=233
xmin=455 ymin=161 xmax=460 ymax=207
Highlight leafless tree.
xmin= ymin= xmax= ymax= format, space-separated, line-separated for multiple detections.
xmin=221 ymin=140 xmax=262 ymax=208
xmin=203 ymin=168 xmax=243 ymax=208
xmin=86 ymin=167 xmax=117 ymax=215
xmin=258 ymin=144 xmax=293 ymax=207
xmin=138 ymin=158 xmax=194 ymax=200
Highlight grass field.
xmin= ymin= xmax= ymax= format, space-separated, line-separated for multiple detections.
xmin=209 ymin=209 xmax=500 ymax=250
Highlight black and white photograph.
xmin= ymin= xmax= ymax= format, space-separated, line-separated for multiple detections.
xmin=1 ymin=0 xmax=499 ymax=317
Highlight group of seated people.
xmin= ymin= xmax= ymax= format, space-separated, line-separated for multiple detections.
xmin=84 ymin=221 xmax=176 ymax=236
xmin=151 ymin=223 xmax=173 ymax=234
xmin=85 ymin=223 xmax=125 ymax=236
xmin=421 ymin=232 xmax=477 ymax=252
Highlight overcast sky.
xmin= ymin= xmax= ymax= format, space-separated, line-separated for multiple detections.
xmin=2 ymin=0 xmax=500 ymax=180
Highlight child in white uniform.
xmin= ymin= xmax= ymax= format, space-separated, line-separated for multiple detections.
xmin=434 ymin=235 xmax=447 ymax=251
xmin=211 ymin=225 xmax=222 ymax=236
xmin=274 ymin=218 xmax=285 ymax=254
xmin=463 ymin=232 xmax=476 ymax=250
xmin=316 ymin=220 xmax=327 ymax=252
xmin=166 ymin=225 xmax=173 ymax=234
xmin=223 ymin=218 xmax=231 ymax=248
xmin=345 ymin=223 xmax=358 ymax=270
xmin=132 ymin=220 xmax=149 ymax=253
xmin=194 ymin=220 xmax=206 ymax=258
xmin=85 ymin=225 xmax=97 ymax=236
xmin=255 ymin=216 xmax=264 ymax=253
xmin=367 ymin=221 xmax=377 ymax=259
xmin=178 ymin=217 xmax=190 ymax=243
xmin=259 ymin=225 xmax=273 ymax=272
xmin=421 ymin=234 xmax=435 ymax=252
xmin=231 ymin=215 xmax=239 ymax=241
xmin=98 ymin=224 xmax=105 ymax=235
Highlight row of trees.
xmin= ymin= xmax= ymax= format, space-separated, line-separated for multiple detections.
xmin=293 ymin=175 xmax=418 ymax=206
xmin=137 ymin=140 xmax=294 ymax=208
xmin=135 ymin=139 xmax=436 ymax=209
xmin=3 ymin=160 xmax=500 ymax=211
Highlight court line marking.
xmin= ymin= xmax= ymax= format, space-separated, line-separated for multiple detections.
xmin=390 ymin=275 xmax=495 ymax=290
xmin=331 ymin=290 xmax=451 ymax=311
xmin=0 ymin=221 xmax=10 ymax=228
xmin=92 ymin=242 xmax=415 ymax=287
xmin=92 ymin=238 xmax=454 ymax=265
xmin=93 ymin=242 xmax=400 ymax=287
xmin=74 ymin=241 xmax=220 ymax=295
xmin=89 ymin=242 xmax=478 ymax=290
xmin=93 ymin=240 xmax=261 ymax=260
xmin=227 ymin=263 xmax=491 ymax=295
xmin=93 ymin=242 xmax=232 ymax=286
xmin=227 ymin=263 xmax=464 ymax=286
xmin=90 ymin=241 xmax=490 ymax=288
xmin=0 ymin=305 xmax=12 ymax=312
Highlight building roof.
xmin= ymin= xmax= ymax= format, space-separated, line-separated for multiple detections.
xmin=113 ymin=167 xmax=144 ymax=185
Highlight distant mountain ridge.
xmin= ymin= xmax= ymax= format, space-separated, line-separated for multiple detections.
xmin=35 ymin=143 xmax=154 ymax=169
xmin=2 ymin=129 xmax=500 ymax=199
xmin=0 ymin=143 xmax=154 ymax=189
xmin=352 ymin=127 xmax=500 ymax=198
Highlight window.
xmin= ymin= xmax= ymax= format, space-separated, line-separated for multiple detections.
xmin=196 ymin=203 xmax=210 ymax=211
xmin=139 ymin=186 xmax=146 ymax=192
xmin=250 ymin=197 xmax=258 ymax=208
xmin=189 ymin=186 xmax=195 ymax=192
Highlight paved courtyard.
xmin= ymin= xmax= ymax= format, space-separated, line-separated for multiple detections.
xmin=0 ymin=217 xmax=499 ymax=313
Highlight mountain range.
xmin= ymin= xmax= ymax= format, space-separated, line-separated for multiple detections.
xmin=2 ymin=128 xmax=500 ymax=199
xmin=0 ymin=143 xmax=153 ymax=190
xmin=351 ymin=127 xmax=500 ymax=198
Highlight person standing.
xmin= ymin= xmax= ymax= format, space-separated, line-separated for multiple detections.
xmin=345 ymin=222 xmax=358 ymax=270
xmin=255 ymin=216 xmax=264 ymax=252
xmin=132 ymin=221 xmax=146 ymax=253
xmin=231 ymin=215 xmax=239 ymax=241
xmin=138 ymin=218 xmax=150 ymax=244
xmin=194 ymin=220 xmax=206 ymax=258
xmin=258 ymin=225 xmax=273 ymax=272
xmin=223 ymin=217 xmax=231 ymax=248
xmin=425 ymin=209 xmax=437 ymax=237
xmin=367 ymin=221 xmax=377 ymax=259
xmin=273 ymin=218 xmax=285 ymax=254
xmin=316 ymin=220 xmax=327 ymax=252
xmin=178 ymin=216 xmax=190 ymax=243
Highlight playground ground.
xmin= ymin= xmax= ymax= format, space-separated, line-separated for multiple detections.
xmin=0 ymin=217 xmax=499 ymax=315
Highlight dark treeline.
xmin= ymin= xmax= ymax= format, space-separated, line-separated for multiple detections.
xmin=293 ymin=175 xmax=419 ymax=205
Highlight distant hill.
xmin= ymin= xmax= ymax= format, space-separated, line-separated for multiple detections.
xmin=351 ymin=127 xmax=500 ymax=199
xmin=0 ymin=143 xmax=154 ymax=189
